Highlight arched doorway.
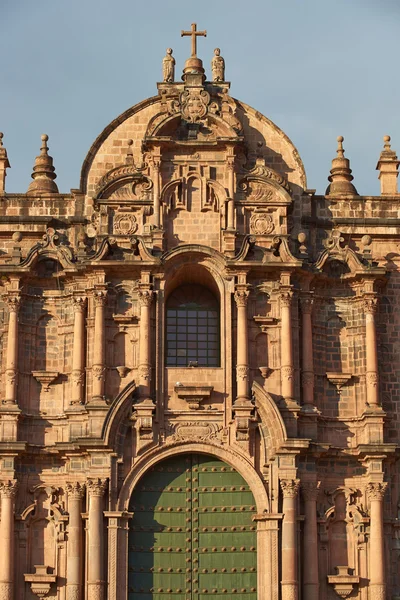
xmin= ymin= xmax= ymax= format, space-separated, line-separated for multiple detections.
xmin=128 ymin=454 xmax=257 ymax=599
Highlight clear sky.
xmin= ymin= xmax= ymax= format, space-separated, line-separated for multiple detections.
xmin=1 ymin=0 xmax=399 ymax=195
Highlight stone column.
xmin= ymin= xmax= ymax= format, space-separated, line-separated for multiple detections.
xmin=227 ymin=153 xmax=235 ymax=229
xmin=280 ymin=291 xmax=294 ymax=401
xmin=300 ymin=295 xmax=314 ymax=409
xmin=152 ymin=157 xmax=161 ymax=228
xmin=87 ymin=478 xmax=108 ymax=600
xmin=4 ymin=296 xmax=20 ymax=405
xmin=71 ymin=297 xmax=86 ymax=406
xmin=0 ymin=480 xmax=18 ymax=600
xmin=302 ymin=481 xmax=320 ymax=600
xmin=234 ymin=287 xmax=250 ymax=402
xmin=364 ymin=295 xmax=379 ymax=407
xmin=367 ymin=482 xmax=387 ymax=600
xmin=66 ymin=482 xmax=86 ymax=600
xmin=91 ymin=291 xmax=107 ymax=404
xmin=138 ymin=287 xmax=153 ymax=401
xmin=280 ymin=478 xmax=300 ymax=600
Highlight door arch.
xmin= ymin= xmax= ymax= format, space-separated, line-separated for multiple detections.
xmin=128 ymin=453 xmax=257 ymax=599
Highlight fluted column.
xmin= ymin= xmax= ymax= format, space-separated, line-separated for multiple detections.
xmin=138 ymin=287 xmax=153 ymax=401
xmin=300 ymin=294 xmax=315 ymax=409
xmin=87 ymin=478 xmax=108 ymax=600
xmin=280 ymin=478 xmax=300 ymax=600
xmin=302 ymin=481 xmax=320 ymax=600
xmin=66 ymin=482 xmax=86 ymax=600
xmin=367 ymin=482 xmax=387 ymax=600
xmin=234 ymin=287 xmax=250 ymax=402
xmin=91 ymin=291 xmax=107 ymax=404
xmin=364 ymin=295 xmax=379 ymax=407
xmin=71 ymin=297 xmax=86 ymax=406
xmin=4 ymin=296 xmax=20 ymax=405
xmin=0 ymin=480 xmax=18 ymax=600
xmin=280 ymin=290 xmax=294 ymax=400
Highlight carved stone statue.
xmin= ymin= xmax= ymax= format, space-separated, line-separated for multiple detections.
xmin=163 ymin=48 xmax=175 ymax=83
xmin=211 ymin=48 xmax=225 ymax=82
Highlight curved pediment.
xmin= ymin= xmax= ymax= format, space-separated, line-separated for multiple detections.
xmin=95 ymin=164 xmax=153 ymax=200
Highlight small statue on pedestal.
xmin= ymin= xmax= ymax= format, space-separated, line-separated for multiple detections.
xmin=163 ymin=48 xmax=175 ymax=83
xmin=211 ymin=48 xmax=225 ymax=82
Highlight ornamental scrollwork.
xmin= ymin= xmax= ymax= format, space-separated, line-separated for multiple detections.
xmin=280 ymin=479 xmax=300 ymax=499
xmin=66 ymin=482 xmax=86 ymax=500
xmin=302 ymin=481 xmax=321 ymax=502
xmin=0 ymin=479 xmax=18 ymax=499
xmin=366 ymin=482 xmax=387 ymax=502
xmin=137 ymin=289 xmax=154 ymax=308
xmin=87 ymin=478 xmax=108 ymax=498
xmin=234 ymin=289 xmax=249 ymax=307
xmin=180 ymin=88 xmax=211 ymax=123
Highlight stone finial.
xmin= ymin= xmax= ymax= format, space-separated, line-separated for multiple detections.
xmin=162 ymin=48 xmax=175 ymax=83
xmin=326 ymin=136 xmax=358 ymax=196
xmin=211 ymin=48 xmax=225 ymax=82
xmin=376 ymin=135 xmax=399 ymax=195
xmin=0 ymin=132 xmax=11 ymax=194
xmin=125 ymin=139 xmax=135 ymax=166
xmin=27 ymin=134 xmax=59 ymax=195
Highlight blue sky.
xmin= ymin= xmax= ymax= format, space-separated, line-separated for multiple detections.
xmin=1 ymin=0 xmax=399 ymax=195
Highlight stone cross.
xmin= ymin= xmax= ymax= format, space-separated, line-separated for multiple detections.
xmin=181 ymin=23 xmax=207 ymax=57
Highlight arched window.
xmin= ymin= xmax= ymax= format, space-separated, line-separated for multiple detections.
xmin=166 ymin=284 xmax=220 ymax=367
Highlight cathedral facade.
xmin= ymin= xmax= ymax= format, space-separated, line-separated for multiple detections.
xmin=0 ymin=25 xmax=399 ymax=600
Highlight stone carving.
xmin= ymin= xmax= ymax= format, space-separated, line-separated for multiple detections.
xmin=281 ymin=366 xmax=294 ymax=381
xmin=366 ymin=481 xmax=387 ymax=502
xmin=236 ymin=365 xmax=249 ymax=382
xmin=169 ymin=421 xmax=222 ymax=443
xmin=72 ymin=296 xmax=86 ymax=313
xmin=302 ymin=481 xmax=321 ymax=502
xmin=66 ymin=482 xmax=86 ymax=500
xmin=211 ymin=48 xmax=225 ymax=82
xmin=87 ymin=479 xmax=108 ymax=497
xmin=92 ymin=365 xmax=105 ymax=381
xmin=366 ymin=372 xmax=378 ymax=387
xmin=113 ymin=212 xmax=138 ymax=236
xmin=138 ymin=365 xmax=152 ymax=382
xmin=363 ymin=296 xmax=378 ymax=314
xmin=162 ymin=48 xmax=175 ymax=83
xmin=250 ymin=210 xmax=274 ymax=235
xmin=0 ymin=479 xmax=18 ymax=499
xmin=180 ymin=88 xmax=211 ymax=123
xmin=4 ymin=295 xmax=20 ymax=313
xmin=93 ymin=290 xmax=107 ymax=308
xmin=234 ymin=289 xmax=249 ymax=307
xmin=87 ymin=582 xmax=103 ymax=600
xmin=280 ymin=479 xmax=300 ymax=498
xmin=279 ymin=291 xmax=293 ymax=308
xmin=137 ymin=289 xmax=153 ymax=307
xmin=66 ymin=585 xmax=80 ymax=600
xmin=0 ymin=583 xmax=12 ymax=600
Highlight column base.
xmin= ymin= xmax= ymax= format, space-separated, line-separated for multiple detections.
xmin=87 ymin=581 xmax=104 ymax=600
xmin=281 ymin=581 xmax=298 ymax=600
xmin=66 ymin=584 xmax=81 ymax=600
xmin=369 ymin=584 xmax=385 ymax=600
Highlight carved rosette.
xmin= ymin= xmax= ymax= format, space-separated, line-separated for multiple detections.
xmin=92 ymin=365 xmax=106 ymax=382
xmin=137 ymin=289 xmax=153 ymax=308
xmin=72 ymin=296 xmax=86 ymax=313
xmin=0 ymin=479 xmax=18 ymax=499
xmin=234 ymin=289 xmax=249 ymax=307
xmin=66 ymin=482 xmax=86 ymax=501
xmin=87 ymin=479 xmax=108 ymax=498
xmin=366 ymin=481 xmax=388 ymax=502
xmin=302 ymin=481 xmax=321 ymax=502
xmin=281 ymin=366 xmax=294 ymax=382
xmin=236 ymin=365 xmax=249 ymax=382
xmin=280 ymin=478 xmax=300 ymax=499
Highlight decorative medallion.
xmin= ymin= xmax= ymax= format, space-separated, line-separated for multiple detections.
xmin=113 ymin=213 xmax=138 ymax=235
xmin=180 ymin=88 xmax=211 ymax=123
xmin=250 ymin=211 xmax=274 ymax=235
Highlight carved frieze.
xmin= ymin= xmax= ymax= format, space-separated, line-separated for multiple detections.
xmin=113 ymin=212 xmax=138 ymax=236
xmin=249 ymin=210 xmax=275 ymax=235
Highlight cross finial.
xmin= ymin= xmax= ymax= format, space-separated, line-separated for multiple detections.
xmin=181 ymin=23 xmax=207 ymax=58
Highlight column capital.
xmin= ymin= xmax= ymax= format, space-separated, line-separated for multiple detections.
xmin=299 ymin=294 xmax=314 ymax=314
xmin=366 ymin=481 xmax=387 ymax=502
xmin=279 ymin=290 xmax=293 ymax=308
xmin=234 ymin=288 xmax=249 ymax=307
xmin=66 ymin=481 xmax=86 ymax=500
xmin=72 ymin=296 xmax=87 ymax=313
xmin=93 ymin=290 xmax=107 ymax=308
xmin=280 ymin=478 xmax=300 ymax=499
xmin=138 ymin=288 xmax=154 ymax=307
xmin=301 ymin=481 xmax=321 ymax=501
xmin=87 ymin=478 xmax=108 ymax=498
xmin=0 ymin=479 xmax=18 ymax=499
xmin=4 ymin=295 xmax=21 ymax=313
xmin=363 ymin=295 xmax=378 ymax=315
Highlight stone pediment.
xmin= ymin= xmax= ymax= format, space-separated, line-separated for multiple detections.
xmin=95 ymin=164 xmax=153 ymax=200
xmin=238 ymin=157 xmax=292 ymax=198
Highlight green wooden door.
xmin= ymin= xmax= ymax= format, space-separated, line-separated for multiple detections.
xmin=128 ymin=454 xmax=257 ymax=600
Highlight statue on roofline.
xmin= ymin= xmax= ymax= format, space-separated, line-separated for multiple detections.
xmin=163 ymin=48 xmax=175 ymax=83
xmin=211 ymin=48 xmax=225 ymax=82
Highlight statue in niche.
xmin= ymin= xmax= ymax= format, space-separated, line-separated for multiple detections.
xmin=163 ymin=48 xmax=175 ymax=82
xmin=211 ymin=48 xmax=225 ymax=82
